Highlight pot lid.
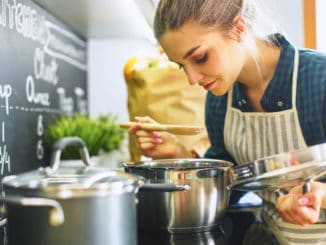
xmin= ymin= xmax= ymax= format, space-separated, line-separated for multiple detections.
xmin=2 ymin=165 xmax=143 ymax=196
xmin=2 ymin=137 xmax=144 ymax=198
xmin=230 ymin=143 xmax=326 ymax=191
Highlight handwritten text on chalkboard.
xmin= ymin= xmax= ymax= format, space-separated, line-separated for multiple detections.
xmin=0 ymin=0 xmax=88 ymax=176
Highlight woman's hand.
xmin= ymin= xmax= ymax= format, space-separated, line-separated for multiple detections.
xmin=276 ymin=181 xmax=326 ymax=225
xmin=128 ymin=116 xmax=192 ymax=159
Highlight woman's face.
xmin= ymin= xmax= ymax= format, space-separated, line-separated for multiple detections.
xmin=159 ymin=21 xmax=245 ymax=96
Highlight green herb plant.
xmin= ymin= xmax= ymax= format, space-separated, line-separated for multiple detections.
xmin=45 ymin=114 xmax=126 ymax=160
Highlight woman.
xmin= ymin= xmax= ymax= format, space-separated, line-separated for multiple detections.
xmin=129 ymin=0 xmax=326 ymax=243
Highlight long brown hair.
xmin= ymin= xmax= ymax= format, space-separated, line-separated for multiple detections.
xmin=153 ymin=0 xmax=279 ymax=49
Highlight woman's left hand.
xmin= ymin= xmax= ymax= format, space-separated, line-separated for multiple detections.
xmin=276 ymin=181 xmax=326 ymax=225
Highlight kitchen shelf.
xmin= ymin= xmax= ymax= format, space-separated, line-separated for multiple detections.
xmin=33 ymin=0 xmax=155 ymax=40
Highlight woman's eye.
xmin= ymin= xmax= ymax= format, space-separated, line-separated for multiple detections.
xmin=195 ymin=53 xmax=208 ymax=64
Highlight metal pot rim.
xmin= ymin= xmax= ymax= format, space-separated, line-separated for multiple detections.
xmin=123 ymin=158 xmax=233 ymax=170
xmin=230 ymin=143 xmax=326 ymax=191
xmin=2 ymin=166 xmax=145 ymax=198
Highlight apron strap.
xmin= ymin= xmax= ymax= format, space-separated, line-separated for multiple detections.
xmin=291 ymin=49 xmax=299 ymax=109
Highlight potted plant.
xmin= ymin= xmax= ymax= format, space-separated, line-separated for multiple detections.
xmin=45 ymin=113 xmax=127 ymax=167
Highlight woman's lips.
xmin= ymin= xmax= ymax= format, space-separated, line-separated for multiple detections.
xmin=203 ymin=80 xmax=216 ymax=90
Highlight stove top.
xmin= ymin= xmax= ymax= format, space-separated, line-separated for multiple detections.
xmin=138 ymin=191 xmax=264 ymax=245
xmin=138 ymin=227 xmax=227 ymax=245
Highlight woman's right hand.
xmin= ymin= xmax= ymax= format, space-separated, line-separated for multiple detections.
xmin=276 ymin=181 xmax=326 ymax=225
xmin=128 ymin=116 xmax=192 ymax=159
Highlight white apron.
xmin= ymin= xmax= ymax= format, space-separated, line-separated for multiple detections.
xmin=224 ymin=49 xmax=326 ymax=245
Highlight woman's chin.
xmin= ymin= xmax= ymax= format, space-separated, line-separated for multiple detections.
xmin=210 ymin=87 xmax=228 ymax=96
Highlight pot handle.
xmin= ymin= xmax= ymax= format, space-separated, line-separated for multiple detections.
xmin=46 ymin=136 xmax=93 ymax=175
xmin=302 ymin=170 xmax=326 ymax=194
xmin=83 ymin=172 xmax=146 ymax=189
xmin=275 ymin=171 xmax=326 ymax=196
xmin=139 ymin=183 xmax=191 ymax=192
xmin=83 ymin=171 xmax=116 ymax=188
xmin=1 ymin=196 xmax=64 ymax=227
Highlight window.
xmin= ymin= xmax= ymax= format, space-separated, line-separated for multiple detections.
xmin=316 ymin=0 xmax=326 ymax=51
xmin=303 ymin=0 xmax=316 ymax=49
xmin=304 ymin=0 xmax=325 ymax=51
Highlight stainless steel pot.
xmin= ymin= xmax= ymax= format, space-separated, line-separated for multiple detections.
xmin=1 ymin=137 xmax=144 ymax=245
xmin=124 ymin=158 xmax=233 ymax=233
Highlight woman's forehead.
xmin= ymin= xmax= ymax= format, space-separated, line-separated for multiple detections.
xmin=159 ymin=23 xmax=221 ymax=60
xmin=160 ymin=24 xmax=198 ymax=49
xmin=159 ymin=34 xmax=193 ymax=61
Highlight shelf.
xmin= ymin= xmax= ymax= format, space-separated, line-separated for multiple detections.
xmin=33 ymin=0 xmax=156 ymax=40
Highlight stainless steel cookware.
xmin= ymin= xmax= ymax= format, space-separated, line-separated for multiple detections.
xmin=1 ymin=137 xmax=144 ymax=245
xmin=124 ymin=158 xmax=233 ymax=233
xmin=230 ymin=143 xmax=326 ymax=192
xmin=124 ymin=143 xmax=326 ymax=234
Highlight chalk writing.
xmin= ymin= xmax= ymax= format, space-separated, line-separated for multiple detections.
xmin=0 ymin=0 xmax=48 ymax=44
xmin=0 ymin=0 xmax=86 ymax=188
xmin=26 ymin=75 xmax=50 ymax=106
xmin=74 ymin=87 xmax=87 ymax=115
xmin=0 ymin=0 xmax=86 ymax=70
xmin=36 ymin=115 xmax=44 ymax=160
xmin=1 ymin=121 xmax=4 ymax=142
xmin=34 ymin=47 xmax=59 ymax=85
xmin=0 ymin=0 xmax=16 ymax=29
xmin=37 ymin=114 xmax=43 ymax=136
xmin=0 ymin=144 xmax=10 ymax=175
xmin=44 ymin=21 xmax=86 ymax=70
xmin=57 ymin=87 xmax=73 ymax=115
xmin=36 ymin=139 xmax=43 ymax=160
xmin=0 ymin=84 xmax=11 ymax=115
xmin=0 ymin=122 xmax=10 ymax=175
xmin=14 ymin=2 xmax=48 ymax=44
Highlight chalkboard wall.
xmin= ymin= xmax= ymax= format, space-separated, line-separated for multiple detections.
xmin=0 ymin=0 xmax=87 ymax=243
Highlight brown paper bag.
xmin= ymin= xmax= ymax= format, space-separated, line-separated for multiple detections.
xmin=124 ymin=61 xmax=210 ymax=161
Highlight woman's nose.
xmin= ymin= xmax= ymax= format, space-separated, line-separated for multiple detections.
xmin=184 ymin=67 xmax=203 ymax=85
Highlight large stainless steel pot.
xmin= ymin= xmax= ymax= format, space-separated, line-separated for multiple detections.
xmin=1 ymin=137 xmax=144 ymax=245
xmin=124 ymin=158 xmax=233 ymax=233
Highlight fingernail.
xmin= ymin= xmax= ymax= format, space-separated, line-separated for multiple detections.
xmin=154 ymin=138 xmax=162 ymax=144
xmin=284 ymin=193 xmax=294 ymax=198
xmin=152 ymin=132 xmax=161 ymax=137
xmin=298 ymin=197 xmax=309 ymax=206
xmin=135 ymin=123 xmax=141 ymax=129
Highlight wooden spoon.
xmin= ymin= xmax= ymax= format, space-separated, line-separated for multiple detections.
xmin=119 ymin=122 xmax=204 ymax=135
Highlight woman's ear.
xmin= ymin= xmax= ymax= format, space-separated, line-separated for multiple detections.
xmin=232 ymin=16 xmax=246 ymax=42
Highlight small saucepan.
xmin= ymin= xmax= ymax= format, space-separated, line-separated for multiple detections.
xmin=124 ymin=158 xmax=233 ymax=233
